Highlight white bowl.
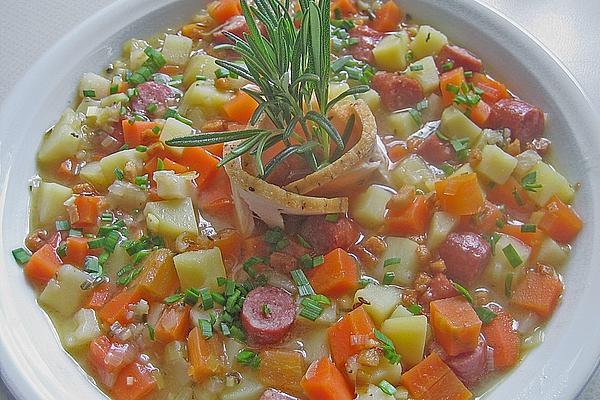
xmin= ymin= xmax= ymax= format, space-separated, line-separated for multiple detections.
xmin=0 ymin=0 xmax=599 ymax=399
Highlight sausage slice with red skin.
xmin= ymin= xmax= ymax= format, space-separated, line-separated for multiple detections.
xmin=487 ymin=99 xmax=545 ymax=143
xmin=431 ymin=336 xmax=492 ymax=387
xmin=241 ymin=286 xmax=296 ymax=345
xmin=418 ymin=273 xmax=459 ymax=312
xmin=436 ymin=44 xmax=483 ymax=73
xmin=130 ymin=81 xmax=175 ymax=115
xmin=348 ymin=25 xmax=383 ymax=64
xmin=438 ymin=232 xmax=491 ymax=286
xmin=371 ymin=72 xmax=424 ymax=111
xmin=260 ymin=389 xmax=298 ymax=400
xmin=298 ymin=215 xmax=360 ymax=255
xmin=416 ymin=134 xmax=455 ymax=165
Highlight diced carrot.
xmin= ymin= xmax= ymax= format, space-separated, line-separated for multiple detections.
xmin=155 ymin=304 xmax=192 ymax=343
xmin=258 ymin=349 xmax=306 ymax=396
xmin=468 ymin=99 xmax=491 ymax=127
xmin=370 ymin=0 xmax=404 ymax=32
xmin=204 ymin=142 xmax=224 ymax=157
xmin=89 ymin=336 xmax=133 ymax=377
xmin=430 ymin=296 xmax=482 ymax=356
xmin=117 ymin=81 xmax=129 ymax=94
xmin=435 ymin=172 xmax=485 ymax=216
xmin=160 ymin=157 xmax=189 ymax=174
xmin=481 ymin=306 xmax=520 ymax=369
xmin=121 ymin=120 xmax=158 ymax=147
xmin=86 ymin=282 xmax=114 ymax=310
xmin=538 ymin=195 xmax=583 ymax=243
xmin=385 ymin=195 xmax=433 ymax=236
xmin=511 ymin=267 xmax=563 ymax=318
xmin=132 ymin=249 xmax=180 ymax=301
xmin=470 ymin=73 xmax=510 ymax=104
xmin=327 ymin=306 xmax=376 ymax=369
xmin=24 ymin=243 xmax=62 ymax=285
xmin=187 ymin=327 xmax=225 ymax=383
xmin=207 ymin=0 xmax=242 ymax=24
xmin=400 ymin=352 xmax=472 ymax=400
xmin=197 ymin=168 xmax=236 ymax=219
xmin=300 ymin=358 xmax=354 ymax=400
xmin=332 ymin=0 xmax=357 ymax=17
xmin=440 ymin=68 xmax=466 ymax=107
xmin=61 ymin=236 xmax=90 ymax=267
xmin=159 ymin=65 xmax=182 ymax=76
xmin=307 ymin=248 xmax=359 ymax=298
xmin=179 ymin=147 xmax=220 ymax=189
xmin=387 ymin=143 xmax=409 ymax=162
xmin=98 ymin=287 xmax=144 ymax=325
xmin=501 ymin=223 xmax=544 ymax=260
xmin=182 ymin=23 xmax=208 ymax=41
xmin=213 ymin=229 xmax=242 ymax=262
xmin=71 ymin=195 xmax=102 ymax=228
xmin=242 ymin=235 xmax=271 ymax=258
xmin=487 ymin=176 xmax=535 ymax=214
xmin=459 ymin=200 xmax=502 ymax=234
xmin=223 ymin=91 xmax=259 ymax=125
xmin=112 ymin=362 xmax=158 ymax=400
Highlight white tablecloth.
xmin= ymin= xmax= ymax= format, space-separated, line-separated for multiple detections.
xmin=0 ymin=0 xmax=599 ymax=399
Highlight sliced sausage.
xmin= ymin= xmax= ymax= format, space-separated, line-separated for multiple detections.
xmin=212 ymin=15 xmax=250 ymax=44
xmin=298 ymin=215 xmax=360 ymax=255
xmin=269 ymin=251 xmax=298 ymax=273
xmin=348 ymin=25 xmax=383 ymax=64
xmin=265 ymin=154 xmax=312 ymax=187
xmin=371 ymin=72 xmax=424 ymax=111
xmin=432 ymin=336 xmax=491 ymax=387
xmin=436 ymin=44 xmax=483 ymax=73
xmin=416 ymin=134 xmax=455 ymax=165
xmin=241 ymin=286 xmax=296 ymax=345
xmin=487 ymin=99 xmax=545 ymax=143
xmin=260 ymin=389 xmax=298 ymax=400
xmin=438 ymin=232 xmax=491 ymax=286
xmin=130 ymin=81 xmax=175 ymax=115
xmin=418 ymin=273 xmax=459 ymax=312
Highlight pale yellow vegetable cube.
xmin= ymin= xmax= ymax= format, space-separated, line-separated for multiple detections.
xmin=525 ymin=161 xmax=575 ymax=206
xmin=427 ymin=211 xmax=459 ymax=250
xmin=179 ymin=81 xmax=232 ymax=117
xmin=357 ymin=89 xmax=381 ymax=112
xmin=99 ymin=148 xmax=147 ymax=180
xmin=377 ymin=237 xmax=419 ymax=285
xmin=387 ymin=111 xmax=420 ymax=139
xmin=390 ymin=154 xmax=434 ymax=192
xmin=78 ymin=72 xmax=111 ymax=99
xmin=421 ymin=93 xmax=444 ymax=123
xmin=301 ymin=328 xmax=330 ymax=364
xmin=381 ymin=315 xmax=428 ymax=367
xmin=103 ymin=245 xmax=131 ymax=277
xmin=354 ymin=284 xmax=402 ymax=326
xmin=39 ymin=265 xmax=91 ymax=317
xmin=154 ymin=170 xmax=196 ymax=200
xmin=410 ymin=25 xmax=448 ymax=60
xmin=440 ymin=106 xmax=482 ymax=142
xmin=351 ymin=185 xmax=393 ymax=229
xmin=373 ymin=32 xmax=410 ymax=71
xmin=485 ymin=233 xmax=531 ymax=290
xmin=64 ymin=308 xmax=101 ymax=349
xmin=174 ymin=248 xmax=225 ymax=291
xmin=514 ymin=150 xmax=542 ymax=180
xmin=31 ymin=181 xmax=72 ymax=227
xmin=128 ymin=39 xmax=150 ymax=70
xmin=537 ymin=236 xmax=569 ymax=268
xmin=183 ymin=54 xmax=221 ymax=87
xmin=162 ymin=34 xmax=193 ymax=66
xmin=390 ymin=304 xmax=413 ymax=318
xmin=144 ymin=197 xmax=199 ymax=239
xmin=327 ymin=82 xmax=353 ymax=108
xmin=37 ymin=108 xmax=82 ymax=164
xmin=475 ymin=144 xmax=517 ymax=184
xmin=159 ymin=117 xmax=194 ymax=157
xmin=450 ymin=163 xmax=474 ymax=177
xmin=79 ymin=161 xmax=110 ymax=189
xmin=367 ymin=360 xmax=403 ymax=386
xmin=406 ymin=56 xmax=439 ymax=94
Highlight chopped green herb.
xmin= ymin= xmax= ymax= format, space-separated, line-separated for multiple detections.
xmin=11 ymin=248 xmax=31 ymax=265
xmin=505 ymin=273 xmax=514 ymax=298
xmin=291 ymin=269 xmax=315 ymax=296
xmin=407 ymin=304 xmax=422 ymax=315
xmin=512 ymin=189 xmax=524 ymax=206
xmin=450 ymin=138 xmax=470 ymax=161
xmin=441 ymin=61 xmax=455 ymax=72
xmin=136 ymin=145 xmax=148 ymax=152
xmin=374 ymin=329 xmax=401 ymax=364
xmin=87 ymin=237 xmax=105 ymax=250
xmin=55 ymin=220 xmax=70 ymax=231
xmin=377 ymin=380 xmax=397 ymax=396
xmin=164 ymin=293 xmax=185 ymax=305
xmin=521 ymin=172 xmax=542 ymax=192
xmin=83 ymin=256 xmax=101 ymax=275
xmin=135 ymin=175 xmax=149 ymax=189
xmin=409 ymin=64 xmax=424 ymax=72
xmin=215 ymin=67 xmax=230 ymax=79
xmin=416 ymin=99 xmax=429 ymax=111
xmin=199 ymin=319 xmax=213 ymax=339
xmin=114 ymin=168 xmax=124 ymax=180
xmin=384 ymin=257 xmax=401 ymax=268
xmin=325 ymin=213 xmax=340 ymax=222
xmin=446 ymin=83 xmax=460 ymax=94
xmin=475 ymin=306 xmax=497 ymax=324
xmin=488 ymin=232 xmax=500 ymax=255
xmin=464 ymin=70 xmax=474 ymax=78
xmin=57 ymin=242 xmax=67 ymax=258
xmin=520 ymin=224 xmax=537 ymax=233
xmin=383 ymin=271 xmax=395 ymax=285
xmin=261 ymin=304 xmax=271 ymax=317
xmin=147 ymin=324 xmax=155 ymax=341
xmin=69 ymin=229 xmax=83 ymax=237
xmin=110 ymin=84 xmax=119 ymax=94
xmin=502 ymin=243 xmax=522 ymax=268
xmin=440 ymin=162 xmax=455 ymax=177
xmin=151 ymin=126 xmax=161 ymax=135
xmin=299 ymin=297 xmax=324 ymax=321
xmin=101 ymin=213 xmax=113 ymax=223
xmin=82 ymin=89 xmax=96 ymax=98
xmin=236 ymin=349 xmax=261 ymax=368
xmin=453 ymin=282 xmax=474 ymax=304
xmin=195 ymin=75 xmax=207 ymax=81
xmin=408 ymin=108 xmax=423 ymax=126
xmin=146 ymin=103 xmax=158 ymax=113
xmin=296 ymin=234 xmax=312 ymax=249
xmin=495 ymin=218 xmax=505 ymax=229
xmin=156 ymin=158 xmax=165 ymax=171
xmin=310 ymin=294 xmax=331 ymax=306
xmin=198 ymin=288 xmax=214 ymax=310
xmin=183 ymin=288 xmax=200 ymax=306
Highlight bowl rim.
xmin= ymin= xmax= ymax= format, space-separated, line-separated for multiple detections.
xmin=1 ymin=0 xmax=599 ymax=399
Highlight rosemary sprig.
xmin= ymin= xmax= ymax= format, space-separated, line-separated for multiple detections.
xmin=166 ymin=0 xmax=368 ymax=178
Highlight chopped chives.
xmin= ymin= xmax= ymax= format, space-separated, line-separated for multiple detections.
xmin=236 ymin=349 xmax=261 ymax=368
xmin=440 ymin=162 xmax=455 ymax=177
xmin=441 ymin=61 xmax=455 ymax=71
xmin=291 ymin=269 xmax=315 ymax=296
xmin=474 ymin=306 xmax=497 ymax=324
xmin=199 ymin=319 xmax=213 ymax=339
xmin=83 ymin=256 xmax=101 ymax=274
xmin=312 ymin=255 xmax=324 ymax=267
xmin=325 ymin=213 xmax=339 ymax=222
xmin=377 ymin=380 xmax=397 ymax=396
xmin=383 ymin=257 xmax=401 ymax=268
xmin=195 ymin=75 xmax=207 ymax=81
xmin=407 ymin=304 xmax=422 ymax=315
xmin=147 ymin=324 xmax=155 ymax=341
xmin=183 ymin=288 xmax=200 ymax=306
xmin=488 ymin=232 xmax=500 ymax=255
xmin=521 ymin=172 xmax=542 ymax=192
xmin=374 ymin=329 xmax=401 ymax=364
xmin=146 ymin=103 xmax=158 ymax=113
xmin=56 ymin=242 xmax=67 ymax=258
xmin=87 ymin=237 xmax=105 ymax=249
xmin=211 ymin=292 xmax=226 ymax=306
xmin=118 ymin=144 xmax=128 ymax=151
xmin=408 ymin=108 xmax=422 ymax=126
xmin=114 ymin=168 xmax=124 ymax=180
xmin=452 ymin=282 xmax=474 ymax=304
xmin=151 ymin=126 xmax=161 ymax=135
xmin=229 ymin=325 xmax=246 ymax=342
xmin=110 ymin=84 xmax=119 ymax=94
xmin=100 ymin=213 xmax=113 ymax=223
xmin=69 ymin=229 xmax=83 ymax=237
xmin=135 ymin=145 xmax=148 ymax=152
xmin=261 ymin=304 xmax=271 ymax=317
xmin=409 ymin=64 xmax=424 ymax=71
xmin=464 ymin=70 xmax=474 ymax=78
xmin=416 ymin=99 xmax=429 ymax=111
xmin=299 ymin=297 xmax=324 ymax=321
xmin=11 ymin=248 xmax=31 ymax=265
xmin=135 ymin=175 xmax=149 ymax=189
xmin=164 ymin=293 xmax=185 ymax=305
xmin=446 ymin=83 xmax=460 ymax=94
xmin=220 ymin=323 xmax=231 ymax=336
xmin=502 ymin=244 xmax=522 ymax=268
xmin=310 ymin=294 xmax=331 ymax=306
xmin=215 ymin=67 xmax=230 ymax=79
xmin=82 ymin=89 xmax=96 ymax=97
xmin=55 ymin=220 xmax=70 ymax=231
xmin=383 ymin=271 xmax=395 ymax=285
xmin=199 ymin=288 xmax=214 ymax=310
xmin=505 ymin=273 xmax=514 ymax=298
xmin=520 ymin=224 xmax=537 ymax=233
xmin=156 ymin=158 xmax=165 ymax=171
xmin=98 ymin=250 xmax=110 ymax=265
xmin=296 ymin=234 xmax=312 ymax=249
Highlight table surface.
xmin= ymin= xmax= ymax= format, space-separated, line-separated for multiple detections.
xmin=0 ymin=0 xmax=599 ymax=399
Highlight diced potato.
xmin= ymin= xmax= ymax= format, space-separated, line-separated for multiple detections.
xmin=366 ymin=359 xmax=403 ymax=386
xmin=220 ymin=374 xmax=264 ymax=400
xmin=161 ymin=34 xmax=193 ymax=66
xmin=356 ymin=384 xmax=395 ymax=400
xmin=79 ymin=161 xmax=111 ymax=189
xmin=154 ymin=171 xmax=196 ymax=199
xmin=39 ymin=265 xmax=91 ymax=317
xmin=351 ymin=185 xmax=394 ymax=229
xmin=78 ymin=72 xmax=111 ymax=99
xmin=357 ymin=89 xmax=381 ymax=112
xmin=524 ymin=161 xmax=575 ymax=206
xmin=99 ymin=149 xmax=147 ymax=181
xmin=373 ymin=32 xmax=410 ymax=71
xmin=162 ymin=341 xmax=192 ymax=392
xmin=377 ymin=237 xmax=419 ymax=285
xmin=128 ymin=39 xmax=150 ymax=70
xmin=107 ymin=180 xmax=148 ymax=211
xmin=390 ymin=154 xmax=434 ymax=192
xmin=144 ymin=197 xmax=199 ymax=239
xmin=410 ymin=25 xmax=448 ymax=60
xmin=37 ymin=108 xmax=82 ymax=164
xmin=183 ymin=54 xmax=221 ymax=87
xmin=178 ymin=81 xmax=232 ymax=117
xmin=103 ymin=245 xmax=131 ymax=277
xmin=440 ymin=106 xmax=482 ymax=142
xmin=450 ymin=163 xmax=474 ymax=177
xmin=406 ymin=56 xmax=439 ymax=94
xmin=354 ymin=284 xmax=402 ymax=326
xmin=514 ymin=150 xmax=542 ymax=180
xmin=381 ymin=315 xmax=428 ymax=367
xmin=173 ymin=248 xmax=225 ymax=291
xmin=475 ymin=145 xmax=517 ymax=184
xmin=421 ymin=93 xmax=444 ymax=123
xmin=390 ymin=304 xmax=413 ymax=318
xmin=31 ymin=181 xmax=72 ymax=227
xmin=159 ymin=118 xmax=194 ymax=157
xmin=485 ymin=233 xmax=531 ymax=290
xmin=328 ymin=82 xmax=350 ymax=100
xmin=427 ymin=211 xmax=459 ymax=250
xmin=64 ymin=308 xmax=101 ymax=349
xmin=537 ymin=236 xmax=569 ymax=268
xmin=302 ymin=328 xmax=330 ymax=364
xmin=387 ymin=111 xmax=420 ymax=139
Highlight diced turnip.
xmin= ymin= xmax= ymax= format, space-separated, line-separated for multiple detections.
xmin=357 ymin=89 xmax=381 ymax=112
xmin=537 ymin=236 xmax=569 ymax=268
xmin=390 ymin=154 xmax=434 ymax=192
xmin=39 ymin=265 xmax=91 ymax=317
xmin=373 ymin=32 xmax=410 ymax=71
xmin=159 ymin=117 xmax=194 ymax=157
xmin=410 ymin=26 xmax=448 ymax=60
xmin=406 ymin=56 xmax=439 ymax=95
xmin=351 ymin=185 xmax=394 ymax=229
xmin=381 ymin=315 xmax=428 ymax=367
xmin=421 ymin=93 xmax=444 ymax=123
xmin=37 ymin=108 xmax=82 ymax=164
xmin=524 ymin=161 xmax=575 ymax=206
xmin=79 ymin=161 xmax=110 ymax=189
xmin=78 ymin=72 xmax=111 ymax=99
xmin=161 ymin=34 xmax=193 ymax=66
xmin=144 ymin=197 xmax=199 ymax=239
xmin=99 ymin=149 xmax=147 ymax=181
xmin=154 ymin=170 xmax=196 ymax=200
xmin=178 ymin=81 xmax=232 ymax=117
xmin=219 ymin=374 xmax=264 ymax=400
xmin=64 ymin=308 xmax=101 ymax=349
xmin=475 ymin=144 xmax=517 ymax=184
xmin=387 ymin=111 xmax=420 ymax=139
xmin=183 ymin=54 xmax=221 ymax=87
xmin=354 ymin=284 xmax=402 ymax=326
xmin=30 ymin=181 xmax=72 ymax=227
xmin=427 ymin=211 xmax=459 ymax=250
xmin=174 ymin=248 xmax=225 ymax=291
xmin=440 ymin=106 xmax=482 ymax=142
xmin=377 ymin=237 xmax=419 ymax=285
xmin=485 ymin=233 xmax=531 ymax=290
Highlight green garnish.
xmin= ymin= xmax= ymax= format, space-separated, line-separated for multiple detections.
xmin=409 ymin=64 xmax=424 ymax=72
xmin=450 ymin=137 xmax=470 ymax=161
xmin=291 ymin=269 xmax=315 ymax=296
xmin=505 ymin=273 xmax=514 ymax=298
xmin=441 ymin=61 xmax=454 ymax=72
xmin=521 ymin=172 xmax=543 ymax=192
xmin=299 ymin=297 xmax=324 ymax=321
xmin=136 ymin=145 xmax=148 ymax=152
xmin=11 ymin=248 xmax=31 ymax=265
xmin=55 ymin=220 xmax=70 ymax=231
xmin=382 ymin=271 xmax=395 ymax=285
xmin=146 ymin=103 xmax=158 ymax=113
xmin=520 ymin=224 xmax=537 ymax=233
xmin=164 ymin=293 xmax=185 ymax=305
xmin=325 ymin=213 xmax=340 ymax=222
xmin=114 ymin=168 xmax=124 ymax=180
xmin=183 ymin=288 xmax=200 ymax=306
xmin=147 ymin=324 xmax=155 ymax=341
xmin=453 ymin=282 xmax=474 ymax=304
xmin=199 ymin=319 xmax=213 ymax=339
xmin=236 ymin=349 xmax=261 ymax=368
xmin=383 ymin=257 xmax=401 ymax=268
xmin=502 ymin=243 xmax=522 ymax=268
xmin=407 ymin=304 xmax=422 ymax=315
xmin=374 ymin=329 xmax=401 ymax=365
xmin=82 ymin=89 xmax=96 ymax=98
xmin=475 ymin=306 xmax=497 ymax=324
xmin=377 ymin=380 xmax=397 ymax=396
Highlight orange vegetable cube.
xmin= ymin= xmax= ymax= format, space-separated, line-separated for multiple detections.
xmin=71 ymin=195 xmax=102 ymax=228
xmin=258 ymin=349 xmax=306 ymax=396
xmin=370 ymin=0 xmax=404 ymax=32
xmin=300 ymin=358 xmax=354 ymax=400
xmin=179 ymin=147 xmax=220 ymax=189
xmin=112 ymin=362 xmax=158 ymax=400
xmin=187 ymin=327 xmax=225 ymax=383
xmin=307 ymin=248 xmax=359 ymax=298
xmin=121 ymin=120 xmax=158 ymax=147
xmin=385 ymin=195 xmax=433 ymax=236
xmin=155 ymin=304 xmax=192 ymax=343
xmin=487 ymin=176 xmax=535 ymax=214
xmin=223 ymin=91 xmax=259 ymax=125
xmin=98 ymin=287 xmax=144 ymax=325
xmin=435 ymin=172 xmax=485 ymax=216
xmin=501 ymin=223 xmax=544 ymax=260
xmin=511 ymin=267 xmax=563 ymax=318
xmin=327 ymin=306 xmax=376 ymax=369
xmin=24 ymin=243 xmax=62 ymax=285
xmin=430 ymin=296 xmax=482 ymax=356
xmin=62 ymin=236 xmax=90 ymax=267
xmin=538 ymin=195 xmax=583 ymax=243
xmin=481 ymin=306 xmax=520 ymax=369
xmin=440 ymin=68 xmax=466 ymax=107
xmin=470 ymin=73 xmax=509 ymax=104
xmin=332 ymin=0 xmax=358 ymax=17
xmin=132 ymin=248 xmax=180 ymax=301
xmin=207 ymin=0 xmax=242 ymax=24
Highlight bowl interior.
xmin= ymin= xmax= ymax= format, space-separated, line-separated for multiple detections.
xmin=0 ymin=0 xmax=599 ymax=399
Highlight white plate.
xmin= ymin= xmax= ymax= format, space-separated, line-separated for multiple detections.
xmin=0 ymin=0 xmax=599 ymax=399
